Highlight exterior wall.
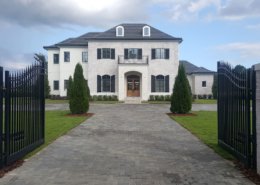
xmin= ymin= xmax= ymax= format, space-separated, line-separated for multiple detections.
xmin=47 ymin=49 xmax=60 ymax=96
xmin=47 ymin=47 xmax=88 ymax=96
xmin=255 ymin=64 xmax=260 ymax=174
xmin=186 ymin=75 xmax=194 ymax=94
xmin=192 ymin=74 xmax=214 ymax=95
xmin=87 ymin=40 xmax=179 ymax=100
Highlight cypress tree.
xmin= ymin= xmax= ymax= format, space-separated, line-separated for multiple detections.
xmin=69 ymin=63 xmax=89 ymax=114
xmin=170 ymin=64 xmax=192 ymax=114
xmin=212 ymin=75 xmax=217 ymax=99
xmin=67 ymin=76 xmax=73 ymax=99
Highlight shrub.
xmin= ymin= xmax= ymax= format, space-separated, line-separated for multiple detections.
xmin=208 ymin=94 xmax=213 ymax=99
xmin=112 ymin=95 xmax=118 ymax=101
xmin=159 ymin=95 xmax=164 ymax=101
xmin=198 ymin=94 xmax=204 ymax=99
xmin=149 ymin=95 xmax=155 ymax=101
xmin=170 ymin=64 xmax=192 ymax=114
xmin=193 ymin=95 xmax=197 ymax=100
xmin=97 ymin=95 xmax=103 ymax=101
xmin=203 ymin=94 xmax=207 ymax=99
xmin=165 ymin=95 xmax=171 ymax=101
xmin=69 ymin=63 xmax=89 ymax=114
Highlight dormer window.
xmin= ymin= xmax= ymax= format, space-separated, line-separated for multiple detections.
xmin=116 ymin=26 xmax=124 ymax=37
xmin=143 ymin=26 xmax=150 ymax=37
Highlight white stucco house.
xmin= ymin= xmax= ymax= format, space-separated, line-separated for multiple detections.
xmin=181 ymin=60 xmax=215 ymax=98
xmin=44 ymin=23 xmax=214 ymax=101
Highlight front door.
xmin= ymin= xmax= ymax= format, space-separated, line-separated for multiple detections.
xmin=127 ymin=75 xmax=140 ymax=97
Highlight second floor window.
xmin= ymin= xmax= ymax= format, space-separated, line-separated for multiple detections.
xmin=124 ymin=48 xmax=142 ymax=59
xmin=82 ymin=51 xmax=88 ymax=62
xmin=97 ymin=48 xmax=115 ymax=59
xmin=151 ymin=48 xmax=170 ymax=59
xmin=64 ymin=52 xmax=70 ymax=62
xmin=53 ymin=54 xmax=59 ymax=64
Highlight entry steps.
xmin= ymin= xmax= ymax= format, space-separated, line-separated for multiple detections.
xmin=124 ymin=97 xmax=142 ymax=104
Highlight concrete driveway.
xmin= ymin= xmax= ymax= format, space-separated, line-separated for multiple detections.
xmin=1 ymin=104 xmax=251 ymax=185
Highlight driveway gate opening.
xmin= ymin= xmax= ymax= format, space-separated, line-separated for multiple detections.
xmin=218 ymin=62 xmax=256 ymax=169
xmin=0 ymin=62 xmax=45 ymax=168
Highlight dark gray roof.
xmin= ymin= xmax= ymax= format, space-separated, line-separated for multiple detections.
xmin=44 ymin=23 xmax=182 ymax=49
xmin=180 ymin=60 xmax=215 ymax=74
xmin=92 ymin=23 xmax=182 ymax=41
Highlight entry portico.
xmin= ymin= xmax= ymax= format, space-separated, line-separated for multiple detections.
xmin=118 ymin=65 xmax=149 ymax=101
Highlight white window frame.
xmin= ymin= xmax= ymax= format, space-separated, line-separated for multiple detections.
xmin=116 ymin=26 xmax=124 ymax=37
xmin=143 ymin=26 xmax=150 ymax=37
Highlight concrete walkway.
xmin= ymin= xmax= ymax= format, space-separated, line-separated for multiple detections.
xmin=45 ymin=103 xmax=217 ymax=111
xmin=1 ymin=104 xmax=252 ymax=185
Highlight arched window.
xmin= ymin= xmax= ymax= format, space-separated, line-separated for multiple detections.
xmin=151 ymin=75 xmax=169 ymax=92
xmin=155 ymin=75 xmax=165 ymax=92
xmin=143 ymin=26 xmax=150 ymax=37
xmin=116 ymin=26 xmax=124 ymax=37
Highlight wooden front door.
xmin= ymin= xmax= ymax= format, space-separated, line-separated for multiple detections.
xmin=127 ymin=75 xmax=140 ymax=97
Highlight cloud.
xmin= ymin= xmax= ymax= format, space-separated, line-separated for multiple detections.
xmin=152 ymin=0 xmax=260 ymax=22
xmin=0 ymin=0 xmax=149 ymax=28
xmin=0 ymin=48 xmax=35 ymax=71
xmin=219 ymin=0 xmax=260 ymax=20
xmin=216 ymin=42 xmax=260 ymax=65
xmin=246 ymin=24 xmax=260 ymax=30
xmin=151 ymin=0 xmax=221 ymax=22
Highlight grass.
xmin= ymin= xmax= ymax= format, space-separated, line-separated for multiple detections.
xmin=25 ymin=110 xmax=89 ymax=158
xmin=193 ymin=99 xmax=217 ymax=104
xmin=170 ymin=111 xmax=234 ymax=160
xmin=45 ymin=99 xmax=68 ymax=104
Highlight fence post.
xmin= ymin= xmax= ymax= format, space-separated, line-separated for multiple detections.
xmin=254 ymin=64 xmax=260 ymax=174
xmin=40 ymin=62 xmax=45 ymax=142
xmin=0 ymin=67 xmax=3 ymax=168
xmin=4 ymin=71 xmax=10 ymax=164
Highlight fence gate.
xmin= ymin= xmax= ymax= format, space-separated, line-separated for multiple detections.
xmin=218 ymin=62 xmax=256 ymax=169
xmin=0 ymin=62 xmax=45 ymax=168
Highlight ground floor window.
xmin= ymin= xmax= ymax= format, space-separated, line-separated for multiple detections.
xmin=64 ymin=80 xmax=69 ymax=90
xmin=97 ymin=75 xmax=115 ymax=92
xmin=151 ymin=75 xmax=169 ymax=92
xmin=54 ymin=80 xmax=59 ymax=90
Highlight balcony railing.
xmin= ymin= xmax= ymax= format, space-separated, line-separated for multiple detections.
xmin=118 ymin=55 xmax=149 ymax=65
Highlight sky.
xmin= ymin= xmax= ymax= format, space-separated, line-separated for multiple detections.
xmin=0 ymin=0 xmax=259 ymax=71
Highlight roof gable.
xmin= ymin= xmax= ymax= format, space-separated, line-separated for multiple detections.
xmin=180 ymin=60 xmax=215 ymax=74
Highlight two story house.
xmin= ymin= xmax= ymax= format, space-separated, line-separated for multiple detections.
xmin=44 ymin=23 xmax=183 ymax=101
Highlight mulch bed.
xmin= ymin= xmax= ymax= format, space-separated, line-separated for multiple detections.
xmin=65 ymin=113 xmax=94 ymax=117
xmin=0 ymin=160 xmax=24 ymax=178
xmin=234 ymin=161 xmax=260 ymax=184
xmin=166 ymin=113 xmax=197 ymax=116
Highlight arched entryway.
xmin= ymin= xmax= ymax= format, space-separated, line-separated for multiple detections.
xmin=127 ymin=75 xmax=140 ymax=97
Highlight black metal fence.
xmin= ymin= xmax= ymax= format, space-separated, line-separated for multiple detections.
xmin=218 ymin=62 xmax=256 ymax=169
xmin=0 ymin=62 xmax=45 ymax=168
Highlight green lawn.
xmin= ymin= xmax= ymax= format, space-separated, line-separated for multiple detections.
xmin=25 ymin=111 xmax=89 ymax=158
xmin=170 ymin=111 xmax=234 ymax=160
xmin=193 ymin=99 xmax=217 ymax=104
xmin=45 ymin=99 xmax=69 ymax=104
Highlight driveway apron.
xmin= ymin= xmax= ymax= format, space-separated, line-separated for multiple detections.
xmin=1 ymin=104 xmax=252 ymax=185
